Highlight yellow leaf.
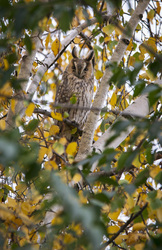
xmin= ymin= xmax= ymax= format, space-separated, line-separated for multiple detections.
xmin=127 ymin=39 xmax=133 ymax=51
xmin=64 ymin=233 xmax=75 ymax=244
xmin=16 ymin=182 xmax=27 ymax=195
xmin=132 ymin=156 xmax=141 ymax=169
xmin=136 ymin=23 xmax=141 ymax=32
xmin=44 ymin=161 xmax=58 ymax=171
xmin=147 ymin=37 xmax=157 ymax=52
xmin=74 ymin=37 xmax=81 ymax=43
xmin=51 ymin=111 xmax=63 ymax=121
xmin=125 ymin=173 xmax=132 ymax=182
xmin=102 ymin=24 xmax=115 ymax=35
xmin=147 ymin=9 xmax=155 ymax=23
xmin=49 ymin=124 xmax=60 ymax=136
xmin=114 ymin=234 xmax=128 ymax=244
xmin=71 ymin=223 xmax=82 ymax=236
xmin=0 ymin=82 xmax=12 ymax=99
xmin=44 ymin=71 xmax=54 ymax=81
xmin=51 ymin=216 xmax=63 ymax=225
xmin=7 ymin=197 xmax=17 ymax=209
xmin=104 ymin=36 xmax=111 ymax=43
xmin=126 ymin=233 xmax=139 ymax=245
xmin=109 ymin=209 xmax=121 ymax=220
xmin=157 ymin=190 xmax=162 ymax=200
xmin=0 ymin=203 xmax=15 ymax=220
xmin=121 ymin=97 xmax=129 ymax=109
xmin=108 ymin=225 xmax=120 ymax=234
xmin=51 ymin=39 xmax=61 ymax=56
xmin=25 ymin=103 xmax=35 ymax=117
xmin=156 ymin=1 xmax=161 ymax=15
xmin=133 ymin=222 xmax=145 ymax=231
xmin=3 ymin=59 xmax=9 ymax=70
xmin=38 ymin=147 xmax=47 ymax=162
xmin=44 ymin=131 xmax=49 ymax=138
xmin=134 ymin=243 xmax=145 ymax=250
xmin=139 ymin=44 xmax=147 ymax=55
xmin=72 ymin=173 xmax=82 ymax=183
xmin=21 ymin=202 xmax=32 ymax=215
xmin=128 ymin=56 xmax=135 ymax=67
xmin=150 ymin=165 xmax=161 ymax=179
xmin=51 ymin=83 xmax=57 ymax=101
xmin=94 ymin=85 xmax=97 ymax=92
xmin=93 ymin=135 xmax=99 ymax=141
xmin=110 ymin=92 xmax=117 ymax=107
xmin=66 ymin=142 xmax=77 ymax=156
xmin=59 ymin=137 xmax=67 ymax=146
xmin=33 ymin=61 xmax=38 ymax=68
xmin=95 ymin=70 xmax=103 ymax=80
xmin=0 ymin=120 xmax=6 ymax=130
xmin=126 ymin=194 xmax=135 ymax=210
xmin=45 ymin=33 xmax=51 ymax=49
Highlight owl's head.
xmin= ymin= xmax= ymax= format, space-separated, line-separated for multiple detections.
xmin=69 ymin=47 xmax=94 ymax=79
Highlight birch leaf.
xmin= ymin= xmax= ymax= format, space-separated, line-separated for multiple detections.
xmin=45 ymin=33 xmax=51 ymax=49
xmin=51 ymin=112 xmax=63 ymax=121
xmin=102 ymin=24 xmax=114 ymax=35
xmin=107 ymin=225 xmax=120 ymax=234
xmin=110 ymin=92 xmax=117 ymax=107
xmin=49 ymin=125 xmax=60 ymax=136
xmin=0 ymin=120 xmax=6 ymax=130
xmin=66 ymin=142 xmax=77 ymax=156
xmin=25 ymin=103 xmax=35 ymax=117
xmin=51 ymin=39 xmax=61 ymax=56
xmin=53 ymin=142 xmax=64 ymax=155
xmin=11 ymin=99 xmax=16 ymax=113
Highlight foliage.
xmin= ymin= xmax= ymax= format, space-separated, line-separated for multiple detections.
xmin=0 ymin=0 xmax=162 ymax=250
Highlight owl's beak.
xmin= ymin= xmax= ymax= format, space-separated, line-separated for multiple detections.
xmin=76 ymin=65 xmax=83 ymax=78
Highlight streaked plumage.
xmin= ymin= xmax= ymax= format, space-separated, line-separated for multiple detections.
xmin=55 ymin=47 xmax=94 ymax=141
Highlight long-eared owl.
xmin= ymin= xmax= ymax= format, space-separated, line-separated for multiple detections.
xmin=55 ymin=47 xmax=94 ymax=141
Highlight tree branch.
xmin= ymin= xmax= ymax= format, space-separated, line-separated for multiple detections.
xmin=75 ymin=0 xmax=151 ymax=162
xmin=26 ymin=15 xmax=107 ymax=97
xmin=5 ymin=31 xmax=41 ymax=129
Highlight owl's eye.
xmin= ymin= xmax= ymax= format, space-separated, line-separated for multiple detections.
xmin=84 ymin=66 xmax=88 ymax=72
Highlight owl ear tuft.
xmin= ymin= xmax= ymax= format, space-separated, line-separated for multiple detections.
xmin=85 ymin=50 xmax=94 ymax=62
xmin=72 ymin=47 xmax=78 ymax=58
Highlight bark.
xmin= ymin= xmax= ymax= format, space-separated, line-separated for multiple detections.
xmin=75 ymin=0 xmax=150 ymax=162
xmin=27 ymin=16 xmax=102 ymax=96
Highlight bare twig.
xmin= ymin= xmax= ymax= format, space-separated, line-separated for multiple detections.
xmin=100 ymin=203 xmax=148 ymax=249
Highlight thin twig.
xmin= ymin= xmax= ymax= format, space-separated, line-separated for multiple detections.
xmin=100 ymin=203 xmax=148 ymax=249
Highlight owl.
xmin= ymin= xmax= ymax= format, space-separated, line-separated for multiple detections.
xmin=55 ymin=47 xmax=94 ymax=141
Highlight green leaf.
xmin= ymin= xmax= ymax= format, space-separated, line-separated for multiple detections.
xmin=70 ymin=94 xmax=77 ymax=104
xmin=94 ymin=45 xmax=103 ymax=52
xmin=24 ymin=34 xmax=32 ymax=54
xmin=148 ymin=59 xmax=162 ymax=77
xmin=50 ymin=172 xmax=106 ymax=250
xmin=134 ymin=168 xmax=149 ymax=187
xmin=144 ymin=234 xmax=162 ymax=250
xmin=155 ymin=171 xmax=162 ymax=185
xmin=133 ymin=80 xmax=146 ymax=97
xmin=117 ymin=150 xmax=138 ymax=170
xmin=25 ymin=119 xmax=39 ymax=132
